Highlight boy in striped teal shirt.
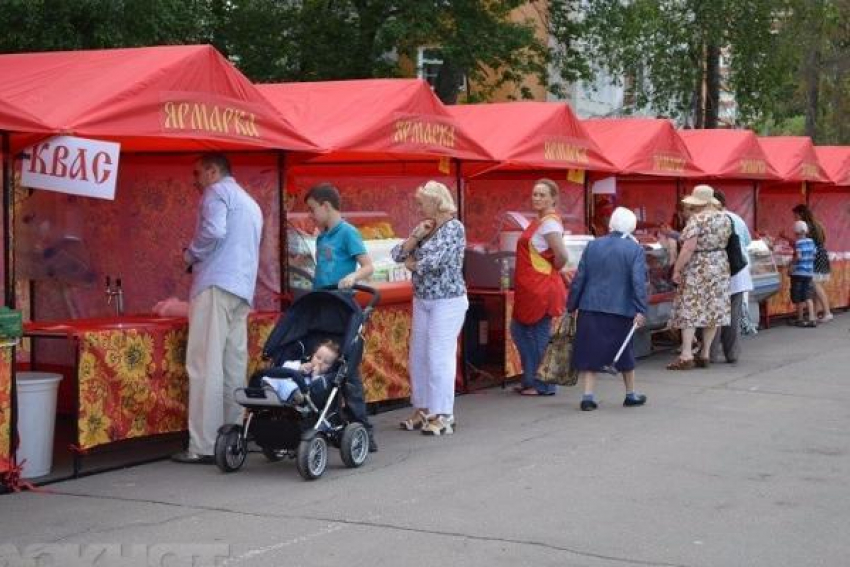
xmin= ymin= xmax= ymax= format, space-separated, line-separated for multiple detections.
xmin=790 ymin=220 xmax=817 ymax=327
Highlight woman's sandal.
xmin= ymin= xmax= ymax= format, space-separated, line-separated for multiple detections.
xmin=399 ymin=410 xmax=428 ymax=431
xmin=666 ymin=358 xmax=696 ymax=370
xmin=694 ymin=355 xmax=710 ymax=368
xmin=518 ymin=387 xmax=541 ymax=396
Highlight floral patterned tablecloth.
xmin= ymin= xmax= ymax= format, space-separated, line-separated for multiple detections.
xmin=18 ymin=306 xmax=413 ymax=455
xmin=0 ymin=347 xmax=13 ymax=471
xmin=767 ymin=258 xmax=850 ymax=317
xmin=23 ymin=313 xmax=279 ymax=452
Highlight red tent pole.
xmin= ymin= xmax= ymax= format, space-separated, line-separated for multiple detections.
xmin=277 ymin=150 xmax=289 ymax=309
xmin=454 ymin=159 xmax=464 ymax=223
xmin=454 ymin=158 xmax=470 ymax=393
xmin=2 ymin=131 xmax=13 ymax=308
xmin=753 ymin=181 xmax=759 ymax=233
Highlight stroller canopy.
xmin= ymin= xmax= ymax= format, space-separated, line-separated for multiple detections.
xmin=262 ymin=290 xmax=364 ymax=362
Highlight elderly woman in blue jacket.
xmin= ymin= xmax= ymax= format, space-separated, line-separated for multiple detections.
xmin=567 ymin=207 xmax=648 ymax=411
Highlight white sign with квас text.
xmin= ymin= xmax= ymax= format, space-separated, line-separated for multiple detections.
xmin=22 ymin=136 xmax=121 ymax=200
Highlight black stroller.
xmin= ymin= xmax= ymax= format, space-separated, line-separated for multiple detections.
xmin=214 ymin=284 xmax=380 ymax=480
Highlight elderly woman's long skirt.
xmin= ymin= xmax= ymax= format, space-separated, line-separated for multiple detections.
xmin=572 ymin=311 xmax=636 ymax=372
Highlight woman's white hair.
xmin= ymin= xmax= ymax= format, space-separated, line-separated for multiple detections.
xmin=417 ymin=180 xmax=457 ymax=214
xmin=609 ymin=206 xmax=637 ymax=235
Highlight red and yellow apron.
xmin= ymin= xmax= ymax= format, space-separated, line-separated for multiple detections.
xmin=513 ymin=214 xmax=567 ymax=325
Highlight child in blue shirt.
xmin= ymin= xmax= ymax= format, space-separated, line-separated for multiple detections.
xmin=790 ymin=220 xmax=816 ymax=327
xmin=305 ymin=183 xmax=373 ymax=290
xmin=303 ymin=182 xmax=376 ymax=452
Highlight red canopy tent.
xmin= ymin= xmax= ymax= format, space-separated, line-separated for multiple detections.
xmin=257 ymin=79 xmax=490 ymax=163
xmin=0 ymin=98 xmax=51 ymax=136
xmin=448 ymin=102 xmax=615 ymax=239
xmin=0 ymin=45 xmax=323 ymax=487
xmin=0 ymin=44 xmax=318 ymax=153
xmin=811 ymin=147 xmax=850 ymax=310
xmin=679 ymin=129 xmax=781 ymax=228
xmin=815 ymin=146 xmax=850 ymax=186
xmin=756 ymin=136 xmax=831 ymax=317
xmin=258 ymin=78 xmax=493 ymax=400
xmin=582 ymin=118 xmax=703 ymax=232
xmin=448 ymin=102 xmax=613 ymax=173
xmin=756 ymin=136 xmax=828 ymax=237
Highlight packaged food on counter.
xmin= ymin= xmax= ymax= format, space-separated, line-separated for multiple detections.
xmin=285 ymin=211 xmax=408 ymax=292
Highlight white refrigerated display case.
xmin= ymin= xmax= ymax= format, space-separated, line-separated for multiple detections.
xmin=747 ymin=239 xmax=781 ymax=303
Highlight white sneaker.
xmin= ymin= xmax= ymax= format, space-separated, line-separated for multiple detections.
xmin=421 ymin=415 xmax=455 ymax=436
xmin=819 ymin=313 xmax=834 ymax=323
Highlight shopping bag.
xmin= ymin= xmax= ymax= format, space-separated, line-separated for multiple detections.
xmin=538 ymin=314 xmax=579 ymax=386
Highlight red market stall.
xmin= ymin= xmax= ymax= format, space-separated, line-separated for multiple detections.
xmin=582 ymin=118 xmax=703 ymax=355
xmin=757 ymin=136 xmax=829 ymax=318
xmin=583 ymin=119 xmax=704 ymax=230
xmin=678 ymin=129 xmax=784 ymax=323
xmin=678 ymin=129 xmax=781 ymax=227
xmin=0 ymin=45 xmax=321 ymax=487
xmin=811 ymin=146 xmax=850 ymax=310
xmin=257 ymin=78 xmax=492 ymax=403
xmin=448 ymin=102 xmax=614 ymax=387
xmin=0 ymin=103 xmax=51 ymax=487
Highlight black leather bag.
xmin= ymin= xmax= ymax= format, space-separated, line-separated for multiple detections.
xmin=725 ymin=214 xmax=747 ymax=276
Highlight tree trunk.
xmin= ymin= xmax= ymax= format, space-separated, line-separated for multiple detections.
xmin=834 ymin=67 xmax=848 ymax=143
xmin=434 ymin=59 xmax=465 ymax=105
xmin=704 ymin=43 xmax=721 ymax=129
xmin=804 ymin=46 xmax=821 ymax=140
xmin=693 ymin=46 xmax=705 ymax=128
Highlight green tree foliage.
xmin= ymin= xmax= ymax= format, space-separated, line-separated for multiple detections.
xmin=217 ymin=0 xmax=568 ymax=103
xmin=580 ymin=0 xmax=795 ymax=127
xmin=767 ymin=0 xmax=850 ymax=142
xmin=0 ymin=0 xmax=211 ymax=51
xmin=0 ymin=0 xmax=589 ymax=105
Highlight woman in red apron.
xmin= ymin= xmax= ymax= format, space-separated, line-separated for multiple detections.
xmin=511 ymin=179 xmax=569 ymax=396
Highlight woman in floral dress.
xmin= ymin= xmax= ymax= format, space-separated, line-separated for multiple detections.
xmin=668 ymin=185 xmax=732 ymax=370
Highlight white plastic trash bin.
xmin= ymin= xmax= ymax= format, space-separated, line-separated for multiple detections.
xmin=16 ymin=371 xmax=63 ymax=478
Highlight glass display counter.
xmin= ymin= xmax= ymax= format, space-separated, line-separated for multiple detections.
xmin=748 ymin=239 xmax=781 ymax=304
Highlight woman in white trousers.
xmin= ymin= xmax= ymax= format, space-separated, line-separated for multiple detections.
xmin=392 ymin=181 xmax=468 ymax=436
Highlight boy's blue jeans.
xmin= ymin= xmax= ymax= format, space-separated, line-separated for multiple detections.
xmin=510 ymin=316 xmax=557 ymax=395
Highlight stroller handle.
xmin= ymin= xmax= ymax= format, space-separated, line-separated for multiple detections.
xmin=319 ymin=283 xmax=382 ymax=310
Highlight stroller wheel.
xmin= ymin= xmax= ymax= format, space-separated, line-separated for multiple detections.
xmin=340 ymin=423 xmax=369 ymax=468
xmin=214 ymin=425 xmax=247 ymax=473
xmin=296 ymin=435 xmax=328 ymax=480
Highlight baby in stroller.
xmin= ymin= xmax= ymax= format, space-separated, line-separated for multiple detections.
xmin=214 ymin=285 xmax=379 ymax=480
xmin=262 ymin=339 xmax=340 ymax=405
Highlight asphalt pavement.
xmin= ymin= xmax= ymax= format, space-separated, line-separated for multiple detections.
xmin=2 ymin=313 xmax=848 ymax=567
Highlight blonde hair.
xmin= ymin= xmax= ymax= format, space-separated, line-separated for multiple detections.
xmin=534 ymin=178 xmax=560 ymax=202
xmin=417 ymin=180 xmax=457 ymax=214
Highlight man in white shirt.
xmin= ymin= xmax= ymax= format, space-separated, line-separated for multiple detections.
xmin=172 ymin=154 xmax=263 ymax=464
xmin=711 ymin=189 xmax=753 ymax=364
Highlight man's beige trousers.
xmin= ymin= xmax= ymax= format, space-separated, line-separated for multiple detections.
xmin=187 ymin=286 xmax=249 ymax=456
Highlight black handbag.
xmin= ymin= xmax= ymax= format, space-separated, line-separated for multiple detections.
xmin=814 ymin=245 xmax=831 ymax=274
xmin=725 ymin=214 xmax=747 ymax=276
